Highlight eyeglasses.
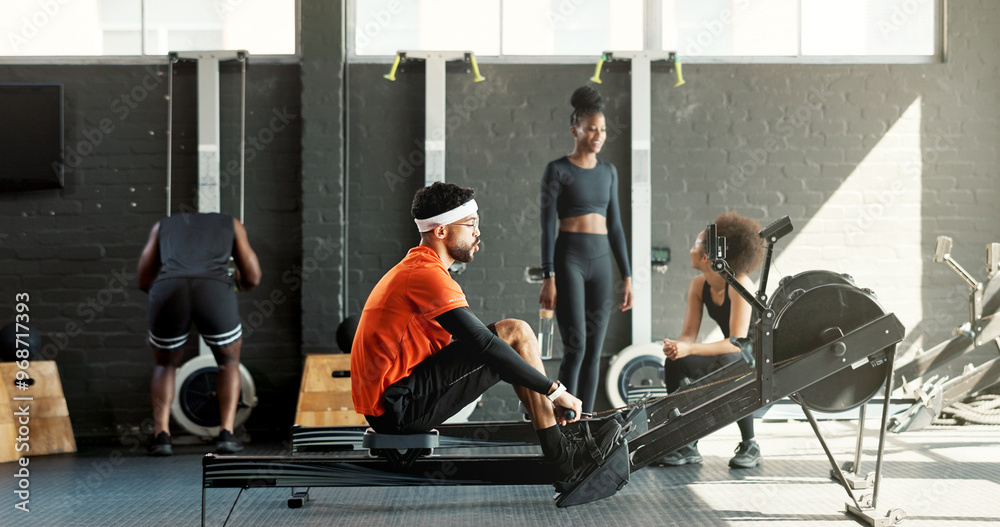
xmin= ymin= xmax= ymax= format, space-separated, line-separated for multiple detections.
xmin=450 ymin=219 xmax=480 ymax=231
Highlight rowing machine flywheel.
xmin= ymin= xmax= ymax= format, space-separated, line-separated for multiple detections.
xmin=772 ymin=283 xmax=893 ymax=413
xmin=605 ymin=342 xmax=666 ymax=409
xmin=171 ymin=354 xmax=258 ymax=438
xmin=769 ymin=270 xmax=856 ymax=309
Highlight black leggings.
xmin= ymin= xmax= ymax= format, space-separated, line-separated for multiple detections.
xmin=554 ymin=232 xmax=613 ymax=413
xmin=664 ymin=353 xmax=755 ymax=441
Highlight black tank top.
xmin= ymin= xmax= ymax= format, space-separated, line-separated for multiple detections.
xmin=702 ymin=280 xmax=731 ymax=338
xmin=155 ymin=213 xmax=235 ymax=283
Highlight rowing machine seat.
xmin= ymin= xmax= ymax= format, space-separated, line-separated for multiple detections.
xmin=362 ymin=429 xmax=439 ymax=465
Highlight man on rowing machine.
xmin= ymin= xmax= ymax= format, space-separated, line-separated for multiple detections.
xmin=351 ymin=182 xmax=625 ymax=487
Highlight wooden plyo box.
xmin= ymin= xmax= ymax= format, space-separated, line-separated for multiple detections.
xmin=294 ymin=354 xmax=367 ymax=427
xmin=0 ymin=361 xmax=76 ymax=463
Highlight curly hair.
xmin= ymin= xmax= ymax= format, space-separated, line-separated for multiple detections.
xmin=703 ymin=211 xmax=765 ymax=275
xmin=411 ymin=182 xmax=476 ymax=220
xmin=570 ymin=86 xmax=604 ymax=125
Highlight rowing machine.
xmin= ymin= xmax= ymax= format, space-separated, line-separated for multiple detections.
xmin=202 ymin=216 xmax=907 ymax=526
xmin=889 ymin=236 xmax=1000 ymax=432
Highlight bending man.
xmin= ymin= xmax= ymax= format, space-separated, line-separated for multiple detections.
xmin=138 ymin=212 xmax=261 ymax=456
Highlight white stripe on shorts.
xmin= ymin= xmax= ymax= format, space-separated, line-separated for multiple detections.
xmin=148 ymin=331 xmax=189 ymax=350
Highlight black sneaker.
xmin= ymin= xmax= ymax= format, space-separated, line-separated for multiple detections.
xmin=729 ymin=439 xmax=762 ymax=468
xmin=148 ymin=431 xmax=173 ymax=457
xmin=655 ymin=441 xmax=702 ymax=466
xmin=216 ymin=429 xmax=245 ymax=454
xmin=554 ymin=418 xmax=627 ymax=489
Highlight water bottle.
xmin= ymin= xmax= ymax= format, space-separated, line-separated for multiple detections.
xmin=538 ymin=308 xmax=555 ymax=360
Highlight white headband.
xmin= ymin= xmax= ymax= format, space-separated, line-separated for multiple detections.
xmin=414 ymin=199 xmax=478 ymax=232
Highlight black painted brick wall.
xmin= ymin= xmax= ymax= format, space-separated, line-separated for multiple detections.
xmin=299 ymin=0 xmax=346 ymax=357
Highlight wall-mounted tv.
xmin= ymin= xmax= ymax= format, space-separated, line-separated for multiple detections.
xmin=0 ymin=83 xmax=64 ymax=192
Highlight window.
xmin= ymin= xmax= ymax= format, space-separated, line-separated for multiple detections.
xmin=665 ymin=0 xmax=800 ymax=57
xmin=354 ymin=0 xmax=500 ymax=56
xmin=0 ymin=0 xmax=296 ymax=58
xmin=353 ymin=0 xmax=643 ymax=58
xmin=500 ymin=0 xmax=643 ymax=56
xmin=801 ymin=0 xmax=936 ymax=56
xmin=666 ymin=0 xmax=936 ymax=59
xmin=349 ymin=0 xmax=941 ymax=63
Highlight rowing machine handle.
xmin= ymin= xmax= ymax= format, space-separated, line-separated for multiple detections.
xmin=564 ymin=409 xmax=576 ymax=420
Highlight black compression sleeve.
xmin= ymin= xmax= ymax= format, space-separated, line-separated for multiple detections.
xmin=540 ymin=162 xmax=560 ymax=274
xmin=435 ymin=307 xmax=553 ymax=395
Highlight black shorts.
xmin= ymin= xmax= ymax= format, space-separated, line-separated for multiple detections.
xmin=147 ymin=277 xmax=242 ymax=351
xmin=366 ymin=323 xmax=502 ymax=434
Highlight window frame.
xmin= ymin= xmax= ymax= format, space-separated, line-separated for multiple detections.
xmin=345 ymin=0 xmax=945 ymax=64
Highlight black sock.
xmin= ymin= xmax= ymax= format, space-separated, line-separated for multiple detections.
xmin=538 ymin=425 xmax=581 ymax=478
xmin=536 ymin=425 xmax=564 ymax=459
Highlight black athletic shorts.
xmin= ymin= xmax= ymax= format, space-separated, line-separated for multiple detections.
xmin=366 ymin=323 xmax=502 ymax=434
xmin=147 ymin=277 xmax=242 ymax=351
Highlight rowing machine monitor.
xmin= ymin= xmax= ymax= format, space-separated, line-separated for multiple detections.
xmin=759 ymin=215 xmax=793 ymax=243
xmin=933 ymin=236 xmax=952 ymax=263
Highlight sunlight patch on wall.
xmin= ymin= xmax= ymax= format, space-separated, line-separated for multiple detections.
xmin=771 ymin=97 xmax=923 ymax=333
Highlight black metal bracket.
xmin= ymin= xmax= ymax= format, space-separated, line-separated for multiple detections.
xmin=757 ymin=216 xmax=793 ymax=304
xmin=707 ymin=222 xmax=767 ymax=313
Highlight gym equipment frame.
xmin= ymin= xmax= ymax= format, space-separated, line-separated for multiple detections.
xmin=201 ymin=216 xmax=907 ymax=527
xmin=165 ymin=50 xmax=258 ymax=438
xmin=589 ymin=50 xmax=683 ymax=345
xmin=766 ymin=235 xmax=1000 ymax=493
xmin=376 ymin=50 xmax=483 ymax=282
xmin=381 ymin=50 xmax=485 ymax=186
xmin=888 ymin=235 xmax=1000 ymax=432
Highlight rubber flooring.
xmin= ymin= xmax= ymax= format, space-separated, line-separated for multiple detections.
xmin=2 ymin=419 xmax=998 ymax=526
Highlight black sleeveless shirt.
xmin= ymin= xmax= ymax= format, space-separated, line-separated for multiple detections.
xmin=155 ymin=213 xmax=235 ymax=284
xmin=702 ymin=280 xmax=731 ymax=338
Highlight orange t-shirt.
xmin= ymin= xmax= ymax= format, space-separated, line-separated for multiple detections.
xmin=351 ymin=245 xmax=469 ymax=416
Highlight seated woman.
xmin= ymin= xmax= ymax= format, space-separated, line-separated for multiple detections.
xmin=659 ymin=211 xmax=765 ymax=469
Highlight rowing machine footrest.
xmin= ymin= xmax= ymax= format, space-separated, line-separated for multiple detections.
xmin=555 ymin=437 xmax=631 ymax=508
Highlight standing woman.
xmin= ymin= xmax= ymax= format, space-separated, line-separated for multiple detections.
xmin=539 ymin=86 xmax=633 ymax=414
xmin=659 ymin=211 xmax=765 ymax=468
